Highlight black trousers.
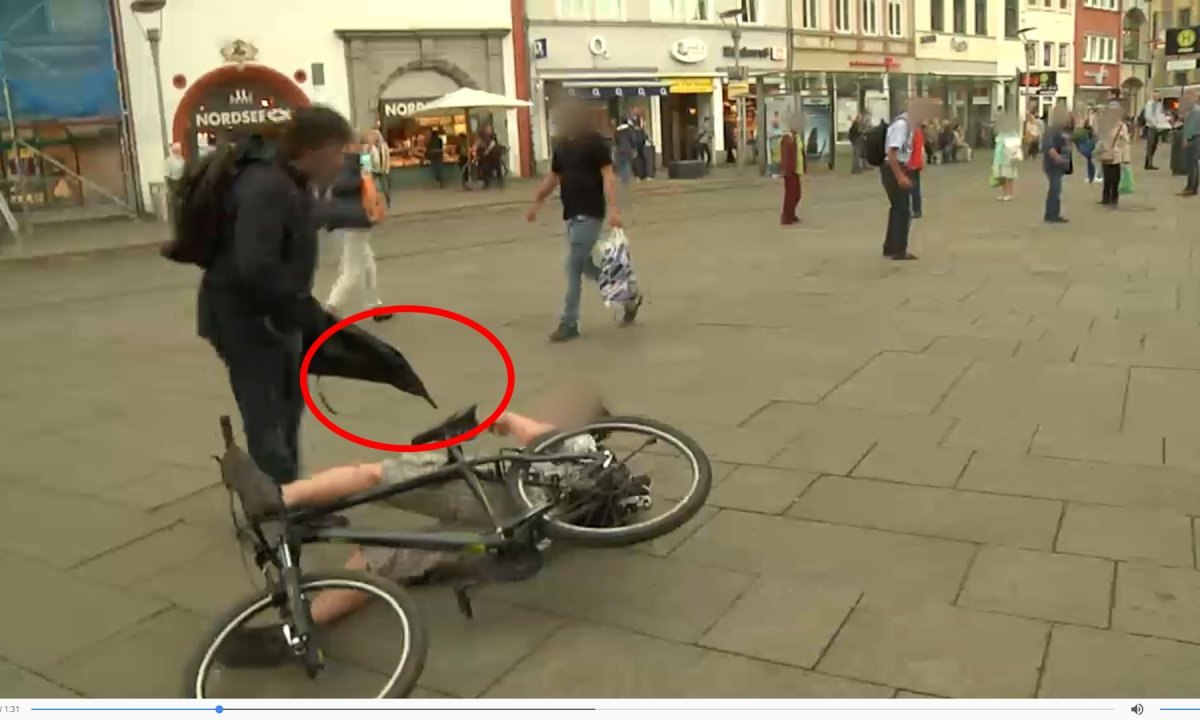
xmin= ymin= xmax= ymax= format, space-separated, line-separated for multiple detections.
xmin=211 ymin=322 xmax=304 ymax=485
xmin=880 ymin=166 xmax=912 ymax=257
xmin=1145 ymin=130 xmax=1162 ymax=168
xmin=1101 ymin=163 xmax=1121 ymax=205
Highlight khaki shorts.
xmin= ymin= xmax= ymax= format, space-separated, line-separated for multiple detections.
xmin=360 ymin=451 xmax=519 ymax=583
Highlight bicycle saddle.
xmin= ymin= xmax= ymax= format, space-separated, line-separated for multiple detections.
xmin=411 ymin=405 xmax=479 ymax=445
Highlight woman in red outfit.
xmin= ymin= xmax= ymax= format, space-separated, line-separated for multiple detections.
xmin=780 ymin=119 xmax=801 ymax=225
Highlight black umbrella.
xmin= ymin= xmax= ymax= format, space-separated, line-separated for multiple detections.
xmin=300 ymin=297 xmax=436 ymax=409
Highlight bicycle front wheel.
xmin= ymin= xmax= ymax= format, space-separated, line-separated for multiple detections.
xmin=507 ymin=416 xmax=712 ymax=548
xmin=183 ymin=570 xmax=427 ymax=699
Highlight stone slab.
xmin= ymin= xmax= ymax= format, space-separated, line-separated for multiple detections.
xmin=817 ymin=601 xmax=1049 ymax=698
xmin=789 ymin=476 xmax=1062 ymax=550
xmin=823 ymin=352 xmax=969 ymax=415
xmin=852 ymin=441 xmax=973 ymax=487
xmin=0 ymin=659 xmax=78 ymax=698
xmin=674 ymin=510 xmax=975 ymax=603
xmin=699 ymin=577 xmax=861 ymax=668
xmin=1040 ymin=625 xmax=1200 ymax=698
xmin=1113 ymin=562 xmax=1200 ymax=645
xmin=1056 ymin=504 xmax=1194 ymax=568
xmin=486 ymin=622 xmax=891 ymax=698
xmin=959 ymin=546 xmax=1114 ymax=627
xmin=707 ymin=465 xmax=818 ymax=514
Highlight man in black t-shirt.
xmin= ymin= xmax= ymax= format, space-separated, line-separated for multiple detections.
xmin=526 ymin=101 xmax=640 ymax=342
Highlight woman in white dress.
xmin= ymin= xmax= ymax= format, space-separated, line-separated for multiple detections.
xmin=327 ymin=132 xmax=391 ymax=322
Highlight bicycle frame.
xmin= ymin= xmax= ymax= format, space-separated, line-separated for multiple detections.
xmin=274 ymin=446 xmax=604 ymax=555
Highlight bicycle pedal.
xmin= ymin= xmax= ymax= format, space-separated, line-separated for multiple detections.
xmin=453 ymin=586 xmax=474 ymax=620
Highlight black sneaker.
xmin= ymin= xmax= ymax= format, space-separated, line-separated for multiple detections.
xmin=620 ymin=295 xmax=643 ymax=327
xmin=216 ymin=625 xmax=294 ymax=668
xmin=549 ymin=324 xmax=580 ymax=342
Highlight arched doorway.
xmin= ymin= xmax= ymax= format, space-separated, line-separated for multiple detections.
xmin=374 ymin=61 xmax=480 ymax=179
xmin=172 ymin=64 xmax=310 ymax=158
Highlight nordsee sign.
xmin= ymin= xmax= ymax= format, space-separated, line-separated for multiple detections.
xmin=194 ymin=107 xmax=292 ymax=128
xmin=670 ymin=38 xmax=708 ymax=64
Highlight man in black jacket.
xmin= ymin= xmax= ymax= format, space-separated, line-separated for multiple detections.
xmin=198 ymin=106 xmax=353 ymax=485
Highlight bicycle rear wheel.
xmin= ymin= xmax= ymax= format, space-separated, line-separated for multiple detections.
xmin=184 ymin=570 xmax=426 ymax=699
xmin=506 ymin=416 xmax=712 ymax=547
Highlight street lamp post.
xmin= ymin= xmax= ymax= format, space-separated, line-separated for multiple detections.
xmin=1015 ymin=27 xmax=1037 ymax=121
xmin=720 ymin=8 xmax=747 ymax=172
xmin=131 ymin=0 xmax=169 ymax=159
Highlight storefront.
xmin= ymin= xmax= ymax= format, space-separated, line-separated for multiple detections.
xmin=340 ymin=30 xmax=513 ymax=188
xmin=528 ymin=24 xmax=788 ymax=171
xmin=172 ymin=64 xmax=310 ymax=158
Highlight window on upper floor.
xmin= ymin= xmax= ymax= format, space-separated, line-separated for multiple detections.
xmin=861 ymin=0 xmax=879 ymax=34
xmin=800 ymin=0 xmax=819 ymax=29
xmin=558 ymin=0 xmax=624 ymax=20
xmin=1025 ymin=41 xmax=1036 ymax=67
xmin=1005 ymin=0 xmax=1018 ymax=38
xmin=931 ymin=0 xmax=944 ymax=31
xmin=974 ymin=0 xmax=987 ymax=35
xmin=1042 ymin=41 xmax=1052 ymax=66
xmin=1083 ymin=0 xmax=1118 ymax=10
xmin=651 ymin=0 xmax=713 ymax=21
xmin=953 ymin=0 xmax=966 ymax=34
xmin=1182 ymin=9 xmax=1194 ymax=27
xmin=738 ymin=0 xmax=761 ymax=23
xmin=887 ymin=0 xmax=903 ymax=37
xmin=835 ymin=0 xmax=853 ymax=32
xmin=1084 ymin=34 xmax=1117 ymax=63
xmin=1058 ymin=42 xmax=1069 ymax=68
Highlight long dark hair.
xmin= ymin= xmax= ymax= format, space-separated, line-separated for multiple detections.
xmin=277 ymin=105 xmax=353 ymax=161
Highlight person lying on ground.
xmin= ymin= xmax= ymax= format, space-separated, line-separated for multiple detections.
xmin=220 ymin=384 xmax=616 ymax=665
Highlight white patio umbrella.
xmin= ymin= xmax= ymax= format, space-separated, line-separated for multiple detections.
xmin=412 ymin=87 xmax=531 ymax=116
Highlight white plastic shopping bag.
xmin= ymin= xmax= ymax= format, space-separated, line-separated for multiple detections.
xmin=596 ymin=227 xmax=639 ymax=308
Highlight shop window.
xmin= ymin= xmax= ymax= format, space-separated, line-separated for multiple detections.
xmin=974 ymin=0 xmax=986 ymax=35
xmin=861 ymin=0 xmax=878 ymax=35
xmin=801 ymin=0 xmax=819 ymax=29
xmin=835 ymin=0 xmax=852 ymax=32
xmin=952 ymin=0 xmax=966 ymax=34
xmin=887 ymin=0 xmax=902 ymax=37
xmin=931 ymin=0 xmax=944 ymax=31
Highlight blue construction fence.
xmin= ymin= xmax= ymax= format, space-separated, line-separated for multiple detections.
xmin=0 ymin=0 xmax=122 ymax=122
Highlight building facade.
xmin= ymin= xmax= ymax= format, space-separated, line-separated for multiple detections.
xmin=1074 ymin=0 xmax=1123 ymax=108
xmin=1121 ymin=0 xmax=1153 ymax=109
xmin=1 ymin=0 xmax=134 ymax=218
xmin=525 ymin=0 xmax=790 ymax=171
xmin=115 ymin=0 xmax=520 ymax=208
xmin=911 ymin=0 xmax=1025 ymax=143
xmin=1150 ymin=0 xmax=1200 ymax=97
xmin=1015 ymin=0 xmax=1076 ymax=117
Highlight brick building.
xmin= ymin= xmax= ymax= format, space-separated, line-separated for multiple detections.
xmin=1074 ymin=0 xmax=1124 ymax=109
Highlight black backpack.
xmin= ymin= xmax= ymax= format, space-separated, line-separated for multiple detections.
xmin=160 ymin=145 xmax=240 ymax=268
xmin=863 ymin=121 xmax=889 ymax=167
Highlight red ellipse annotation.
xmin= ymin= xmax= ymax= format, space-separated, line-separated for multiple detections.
xmin=299 ymin=304 xmax=516 ymax=453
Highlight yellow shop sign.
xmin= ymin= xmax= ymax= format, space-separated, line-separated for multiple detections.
xmin=667 ymin=78 xmax=715 ymax=94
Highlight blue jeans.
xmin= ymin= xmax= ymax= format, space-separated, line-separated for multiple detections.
xmin=1187 ymin=136 xmax=1200 ymax=193
xmin=1044 ymin=169 xmax=1063 ymax=220
xmin=561 ymin=216 xmax=603 ymax=327
xmin=909 ymin=170 xmax=923 ymax=216
xmin=1082 ymin=152 xmax=1096 ymax=182
xmin=616 ymin=155 xmax=633 ymax=185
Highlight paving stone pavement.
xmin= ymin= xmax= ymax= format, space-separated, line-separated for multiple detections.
xmin=1 ymin=157 xmax=1199 ymax=699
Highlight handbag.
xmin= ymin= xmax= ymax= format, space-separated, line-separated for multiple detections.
xmin=1119 ymin=165 xmax=1135 ymax=195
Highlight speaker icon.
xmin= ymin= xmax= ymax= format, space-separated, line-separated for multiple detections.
xmin=1131 ymin=703 xmax=1144 ymax=715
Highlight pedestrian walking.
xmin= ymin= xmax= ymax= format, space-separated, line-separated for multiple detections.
xmin=1042 ymin=108 xmax=1072 ymax=223
xmin=1024 ymin=111 xmax=1042 ymax=159
xmin=1076 ymin=110 xmax=1097 ymax=184
xmin=525 ymin=100 xmax=641 ymax=342
xmin=879 ymin=99 xmax=924 ymax=261
xmin=697 ymin=116 xmax=713 ymax=168
xmin=992 ymin=115 xmax=1022 ymax=201
xmin=197 ymin=106 xmax=353 ymax=485
xmin=908 ymin=120 xmax=925 ymax=219
xmin=768 ymin=114 xmax=784 ymax=177
xmin=368 ymin=128 xmax=392 ymax=208
xmin=780 ymin=116 xmax=802 ymax=226
xmin=163 ymin=141 xmax=186 ymax=221
xmin=627 ymin=108 xmax=648 ymax=180
xmin=1180 ymin=91 xmax=1200 ymax=197
xmin=1143 ymin=92 xmax=1172 ymax=170
xmin=427 ymin=127 xmax=445 ymax=188
xmin=326 ymin=134 xmax=391 ymax=322
xmin=1096 ymin=104 xmax=1131 ymax=207
xmin=614 ymin=119 xmax=635 ymax=186
xmin=848 ymin=113 xmax=865 ymax=173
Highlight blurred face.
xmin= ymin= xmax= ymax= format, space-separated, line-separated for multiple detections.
xmin=295 ymin=141 xmax=346 ymax=185
xmin=534 ymin=384 xmax=605 ymax=429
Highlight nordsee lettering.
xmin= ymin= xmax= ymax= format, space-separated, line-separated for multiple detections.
xmin=194 ymin=107 xmax=292 ymax=127
xmin=382 ymin=101 xmax=429 ymax=117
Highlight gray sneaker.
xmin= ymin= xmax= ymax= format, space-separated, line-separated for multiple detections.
xmin=549 ymin=324 xmax=581 ymax=342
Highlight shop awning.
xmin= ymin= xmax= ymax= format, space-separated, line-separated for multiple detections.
xmin=412 ymin=88 xmax=531 ymax=116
